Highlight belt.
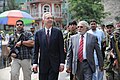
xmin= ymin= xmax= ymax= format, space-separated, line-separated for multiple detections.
xmin=82 ymin=59 xmax=87 ymax=62
xmin=77 ymin=59 xmax=87 ymax=62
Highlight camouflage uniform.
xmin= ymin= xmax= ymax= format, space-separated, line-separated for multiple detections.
xmin=103 ymin=24 xmax=114 ymax=80
xmin=63 ymin=21 xmax=78 ymax=80
xmin=105 ymin=28 xmax=120 ymax=80
xmin=64 ymin=31 xmax=77 ymax=55
xmin=63 ymin=31 xmax=77 ymax=80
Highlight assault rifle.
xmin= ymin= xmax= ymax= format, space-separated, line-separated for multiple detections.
xmin=8 ymin=33 xmax=24 ymax=58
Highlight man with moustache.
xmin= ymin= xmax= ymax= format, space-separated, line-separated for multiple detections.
xmin=8 ymin=20 xmax=34 ymax=80
xmin=32 ymin=12 xmax=65 ymax=80
xmin=66 ymin=21 xmax=104 ymax=80
xmin=87 ymin=19 xmax=105 ymax=80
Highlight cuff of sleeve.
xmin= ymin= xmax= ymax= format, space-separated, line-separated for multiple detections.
xmin=60 ymin=63 xmax=65 ymax=66
xmin=33 ymin=64 xmax=38 ymax=67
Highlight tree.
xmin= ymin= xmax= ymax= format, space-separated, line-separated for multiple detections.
xmin=6 ymin=0 xmax=20 ymax=10
xmin=115 ymin=16 xmax=120 ymax=23
xmin=0 ymin=0 xmax=19 ymax=13
xmin=68 ymin=0 xmax=106 ymax=23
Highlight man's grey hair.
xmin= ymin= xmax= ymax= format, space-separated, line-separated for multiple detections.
xmin=42 ymin=12 xmax=52 ymax=20
xmin=77 ymin=21 xmax=90 ymax=29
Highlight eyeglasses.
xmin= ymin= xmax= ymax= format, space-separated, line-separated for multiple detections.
xmin=78 ymin=26 xmax=84 ymax=28
xmin=16 ymin=24 xmax=23 ymax=26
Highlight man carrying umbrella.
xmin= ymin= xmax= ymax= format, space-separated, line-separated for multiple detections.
xmin=7 ymin=20 xmax=34 ymax=80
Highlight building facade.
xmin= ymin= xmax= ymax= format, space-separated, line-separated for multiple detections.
xmin=27 ymin=0 xmax=64 ymax=29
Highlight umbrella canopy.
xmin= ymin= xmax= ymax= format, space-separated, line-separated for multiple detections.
xmin=0 ymin=10 xmax=35 ymax=25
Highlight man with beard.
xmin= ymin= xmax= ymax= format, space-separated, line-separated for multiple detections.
xmin=7 ymin=20 xmax=34 ymax=80
xmin=66 ymin=21 xmax=104 ymax=80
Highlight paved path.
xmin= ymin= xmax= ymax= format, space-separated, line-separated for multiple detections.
xmin=0 ymin=66 xmax=106 ymax=80
xmin=0 ymin=66 xmax=70 ymax=80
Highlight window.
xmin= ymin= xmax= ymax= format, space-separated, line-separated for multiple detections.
xmin=55 ymin=5 xmax=60 ymax=12
xmin=32 ymin=4 xmax=38 ymax=16
xmin=55 ymin=5 xmax=60 ymax=17
xmin=44 ymin=5 xmax=50 ymax=12
xmin=42 ymin=4 xmax=50 ymax=17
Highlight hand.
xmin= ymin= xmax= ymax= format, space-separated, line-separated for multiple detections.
xmin=113 ymin=59 xmax=118 ymax=68
xmin=11 ymin=53 xmax=17 ymax=58
xmin=15 ymin=41 xmax=22 ymax=47
xmin=64 ymin=48 xmax=66 ymax=53
xmin=110 ymin=52 xmax=115 ymax=58
xmin=66 ymin=67 xmax=71 ymax=73
xmin=109 ymin=49 xmax=115 ymax=58
xmin=59 ymin=65 xmax=64 ymax=72
xmin=32 ymin=66 xmax=38 ymax=73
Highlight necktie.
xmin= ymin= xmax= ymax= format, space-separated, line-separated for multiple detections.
xmin=47 ymin=29 xmax=49 ymax=44
xmin=78 ymin=35 xmax=84 ymax=62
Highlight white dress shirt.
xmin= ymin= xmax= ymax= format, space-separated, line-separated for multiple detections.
xmin=45 ymin=27 xmax=52 ymax=36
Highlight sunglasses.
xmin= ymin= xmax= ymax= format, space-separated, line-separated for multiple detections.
xmin=78 ymin=26 xmax=84 ymax=28
xmin=16 ymin=24 xmax=23 ymax=26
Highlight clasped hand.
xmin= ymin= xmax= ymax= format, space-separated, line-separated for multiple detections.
xmin=15 ymin=41 xmax=22 ymax=47
xmin=59 ymin=65 xmax=64 ymax=72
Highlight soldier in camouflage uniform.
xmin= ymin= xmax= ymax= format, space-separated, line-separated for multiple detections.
xmin=64 ymin=21 xmax=77 ymax=55
xmin=108 ymin=27 xmax=120 ymax=80
xmin=104 ymin=24 xmax=115 ymax=80
xmin=64 ymin=21 xmax=77 ymax=80
xmin=63 ymin=25 xmax=70 ymax=54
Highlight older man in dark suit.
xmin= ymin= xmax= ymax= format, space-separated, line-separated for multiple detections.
xmin=32 ymin=12 xmax=65 ymax=80
xmin=66 ymin=21 xmax=104 ymax=80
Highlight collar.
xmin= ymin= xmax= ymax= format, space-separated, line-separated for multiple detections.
xmin=82 ymin=33 xmax=87 ymax=37
xmin=45 ymin=27 xmax=52 ymax=31
xmin=45 ymin=27 xmax=52 ymax=35
xmin=78 ymin=32 xmax=87 ymax=39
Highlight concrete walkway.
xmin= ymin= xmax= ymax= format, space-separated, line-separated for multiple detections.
xmin=0 ymin=66 xmax=107 ymax=80
xmin=0 ymin=66 xmax=70 ymax=80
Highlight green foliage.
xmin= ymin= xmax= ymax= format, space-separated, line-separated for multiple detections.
xmin=6 ymin=0 xmax=20 ymax=10
xmin=68 ymin=0 xmax=106 ymax=23
xmin=115 ymin=16 xmax=120 ymax=22
xmin=8 ymin=30 xmax=14 ymax=35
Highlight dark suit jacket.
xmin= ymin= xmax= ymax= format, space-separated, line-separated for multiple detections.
xmin=33 ymin=27 xmax=65 ymax=73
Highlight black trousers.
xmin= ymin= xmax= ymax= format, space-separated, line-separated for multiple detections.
xmin=70 ymin=71 xmax=74 ymax=80
xmin=39 ymin=69 xmax=59 ymax=80
xmin=39 ymin=66 xmax=59 ymax=80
